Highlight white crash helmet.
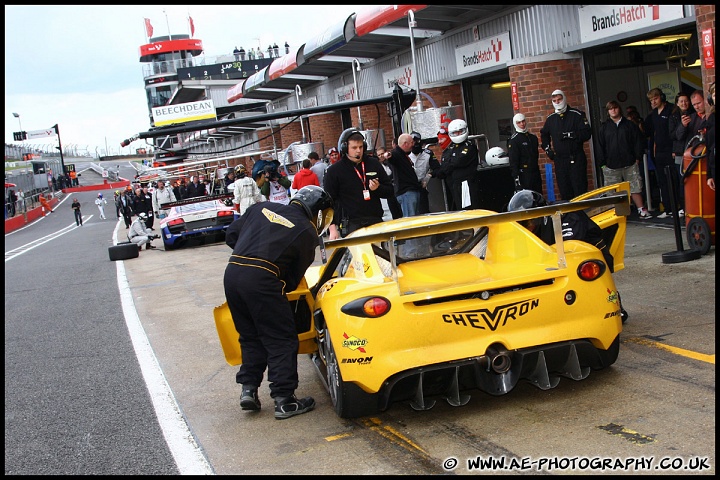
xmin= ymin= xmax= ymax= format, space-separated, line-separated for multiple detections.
xmin=448 ymin=119 xmax=468 ymax=144
xmin=485 ymin=146 xmax=509 ymax=166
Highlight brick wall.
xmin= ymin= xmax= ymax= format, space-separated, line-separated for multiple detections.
xmin=509 ymin=58 xmax=596 ymax=197
xmin=695 ymin=5 xmax=716 ymax=92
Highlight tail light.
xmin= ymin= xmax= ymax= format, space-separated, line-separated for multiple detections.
xmin=217 ymin=210 xmax=235 ymax=218
xmin=341 ymin=297 xmax=391 ymax=318
xmin=577 ymin=260 xmax=606 ymax=281
xmin=167 ymin=218 xmax=185 ymax=227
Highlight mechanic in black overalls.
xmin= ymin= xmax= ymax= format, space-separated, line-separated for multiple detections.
xmin=507 ymin=189 xmax=626 ymax=323
xmin=223 ymin=186 xmax=334 ymax=419
xmin=540 ymin=89 xmax=592 ymax=200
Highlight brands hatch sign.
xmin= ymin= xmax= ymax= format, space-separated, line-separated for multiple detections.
xmin=26 ymin=128 xmax=57 ymax=140
xmin=152 ymin=100 xmax=217 ymax=127
xmin=578 ymin=4 xmax=685 ymax=43
xmin=455 ymin=32 xmax=512 ymax=76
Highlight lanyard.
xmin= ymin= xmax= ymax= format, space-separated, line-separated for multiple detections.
xmin=353 ymin=161 xmax=366 ymax=188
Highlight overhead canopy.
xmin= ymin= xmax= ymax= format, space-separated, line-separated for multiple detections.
xmin=238 ymin=5 xmax=521 ymax=102
xmin=138 ymin=87 xmax=416 ymax=139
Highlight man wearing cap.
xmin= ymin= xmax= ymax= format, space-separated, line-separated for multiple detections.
xmin=540 ymin=89 xmax=592 ymax=200
xmin=508 ymin=113 xmax=543 ymax=193
xmin=327 ymin=147 xmax=341 ymax=165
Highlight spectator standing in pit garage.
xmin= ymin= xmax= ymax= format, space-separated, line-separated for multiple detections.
xmin=507 ymin=113 xmax=543 ymax=193
xmin=669 ymin=92 xmax=694 ymax=216
xmin=408 ymin=131 xmax=440 ymax=214
xmin=540 ymin=89 xmax=592 ymax=200
xmin=119 ymin=189 xmax=134 ymax=228
xmin=388 ymin=133 xmax=424 ymax=217
xmin=327 ymin=147 xmax=341 ymax=165
xmin=223 ymin=186 xmax=334 ymax=419
xmin=133 ymin=187 xmax=154 ymax=230
xmin=223 ymin=169 xmax=236 ymax=194
xmin=185 ymin=175 xmax=207 ymax=198
xmin=596 ymin=100 xmax=651 ymax=219
xmin=291 ymin=159 xmax=320 ymax=191
xmin=113 ymin=190 xmax=122 ymax=219
xmin=375 ymin=146 xmax=403 ymax=220
xmin=152 ymin=179 xmax=176 ymax=220
xmin=324 ymin=129 xmax=394 ymax=238
xmin=643 ymin=88 xmax=675 ymax=218
xmin=308 ymin=151 xmax=328 ymax=188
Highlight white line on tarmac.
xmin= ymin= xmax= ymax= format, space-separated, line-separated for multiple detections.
xmin=113 ymin=225 xmax=214 ymax=475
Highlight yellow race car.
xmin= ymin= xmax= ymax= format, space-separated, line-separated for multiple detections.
xmin=215 ymin=183 xmax=630 ymax=418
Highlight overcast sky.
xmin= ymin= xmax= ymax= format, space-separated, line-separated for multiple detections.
xmin=5 ymin=5 xmax=357 ymax=156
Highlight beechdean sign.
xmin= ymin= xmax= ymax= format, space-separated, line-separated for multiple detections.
xmin=152 ymin=100 xmax=217 ymax=127
xmin=455 ymin=32 xmax=511 ymax=76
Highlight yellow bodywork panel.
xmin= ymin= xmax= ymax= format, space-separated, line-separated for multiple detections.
xmin=213 ymin=277 xmax=317 ymax=366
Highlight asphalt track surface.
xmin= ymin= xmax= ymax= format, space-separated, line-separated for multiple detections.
xmin=4 ymin=165 xmax=715 ymax=474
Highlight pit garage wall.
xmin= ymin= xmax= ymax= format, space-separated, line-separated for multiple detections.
xmin=265 ymin=5 xmax=713 ymax=199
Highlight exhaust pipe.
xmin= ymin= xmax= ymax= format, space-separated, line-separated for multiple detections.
xmin=485 ymin=346 xmax=512 ymax=374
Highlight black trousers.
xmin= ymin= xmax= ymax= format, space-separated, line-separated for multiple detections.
xmin=554 ymin=154 xmax=588 ymax=200
xmin=223 ymin=262 xmax=299 ymax=398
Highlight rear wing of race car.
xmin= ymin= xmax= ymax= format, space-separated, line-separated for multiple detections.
xmin=321 ymin=187 xmax=630 ymax=273
xmin=160 ymin=193 xmax=233 ymax=209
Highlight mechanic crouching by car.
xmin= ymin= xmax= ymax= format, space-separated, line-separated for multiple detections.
xmin=223 ymin=185 xmax=334 ymax=419
xmin=507 ymin=189 xmax=627 ymax=323
xmin=128 ymin=212 xmax=158 ymax=251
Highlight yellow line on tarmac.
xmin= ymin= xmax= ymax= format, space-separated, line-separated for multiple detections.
xmin=360 ymin=417 xmax=430 ymax=456
xmin=625 ymin=337 xmax=715 ymax=364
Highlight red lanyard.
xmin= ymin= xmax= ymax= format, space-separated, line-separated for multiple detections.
xmin=353 ymin=161 xmax=366 ymax=188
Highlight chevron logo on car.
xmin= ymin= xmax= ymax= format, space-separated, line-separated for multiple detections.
xmin=442 ymin=299 xmax=539 ymax=331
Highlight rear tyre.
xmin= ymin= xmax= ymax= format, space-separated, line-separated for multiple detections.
xmin=324 ymin=329 xmax=378 ymax=418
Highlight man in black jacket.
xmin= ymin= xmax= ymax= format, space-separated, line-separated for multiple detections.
xmin=324 ymin=129 xmax=394 ymax=238
xmin=643 ymin=88 xmax=675 ymax=217
xmin=596 ymin=100 xmax=651 ymax=219
xmin=540 ymin=89 xmax=592 ymax=200
xmin=224 ymin=186 xmax=333 ymax=419
xmin=388 ymin=133 xmax=424 ymax=217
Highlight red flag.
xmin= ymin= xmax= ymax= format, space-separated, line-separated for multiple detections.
xmin=144 ymin=18 xmax=154 ymax=39
xmin=188 ymin=16 xmax=195 ymax=37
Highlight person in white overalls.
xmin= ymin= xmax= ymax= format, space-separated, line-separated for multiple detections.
xmin=94 ymin=193 xmax=108 ymax=220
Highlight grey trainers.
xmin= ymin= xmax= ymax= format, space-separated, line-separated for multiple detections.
xmin=240 ymin=386 xmax=261 ymax=411
xmin=274 ymin=395 xmax=315 ymax=419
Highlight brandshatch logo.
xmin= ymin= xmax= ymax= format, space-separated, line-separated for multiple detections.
xmin=442 ymin=299 xmax=539 ymax=331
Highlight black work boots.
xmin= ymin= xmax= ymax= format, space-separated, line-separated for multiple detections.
xmin=240 ymin=386 xmax=261 ymax=411
xmin=274 ymin=395 xmax=315 ymax=420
